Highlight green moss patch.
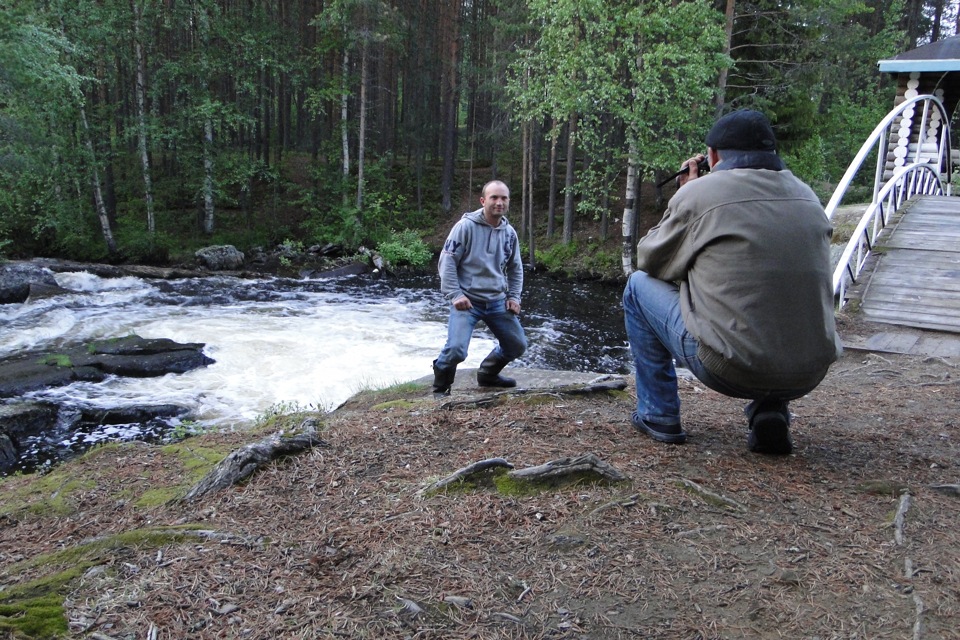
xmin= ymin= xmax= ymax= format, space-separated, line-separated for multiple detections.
xmin=0 ymin=595 xmax=69 ymax=638
xmin=37 ymin=354 xmax=72 ymax=368
xmin=0 ymin=527 xmax=205 ymax=639
xmin=1 ymin=470 xmax=96 ymax=519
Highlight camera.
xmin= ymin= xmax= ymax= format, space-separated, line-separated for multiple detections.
xmin=656 ymin=154 xmax=710 ymax=188
xmin=692 ymin=155 xmax=710 ymax=176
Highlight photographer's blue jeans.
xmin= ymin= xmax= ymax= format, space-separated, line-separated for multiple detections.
xmin=623 ymin=271 xmax=775 ymax=427
xmin=435 ymin=298 xmax=527 ymax=369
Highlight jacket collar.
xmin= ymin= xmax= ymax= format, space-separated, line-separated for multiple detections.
xmin=713 ymin=150 xmax=785 ymax=172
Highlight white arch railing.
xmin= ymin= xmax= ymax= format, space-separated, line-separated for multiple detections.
xmin=825 ymin=94 xmax=953 ymax=308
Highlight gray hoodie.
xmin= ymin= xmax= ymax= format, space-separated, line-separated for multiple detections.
xmin=438 ymin=209 xmax=523 ymax=305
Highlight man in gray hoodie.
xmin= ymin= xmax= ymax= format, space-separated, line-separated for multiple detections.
xmin=432 ymin=180 xmax=527 ymax=395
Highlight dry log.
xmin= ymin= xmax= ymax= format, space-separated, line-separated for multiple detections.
xmin=508 ymin=453 xmax=626 ymax=482
xmin=182 ymin=419 xmax=327 ymax=502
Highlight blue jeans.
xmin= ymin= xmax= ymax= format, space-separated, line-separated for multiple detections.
xmin=623 ymin=271 xmax=802 ymax=426
xmin=435 ymin=298 xmax=527 ymax=369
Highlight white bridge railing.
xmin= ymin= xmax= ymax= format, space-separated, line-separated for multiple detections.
xmin=825 ymin=94 xmax=952 ymax=308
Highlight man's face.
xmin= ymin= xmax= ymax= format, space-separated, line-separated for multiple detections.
xmin=481 ymin=183 xmax=510 ymax=222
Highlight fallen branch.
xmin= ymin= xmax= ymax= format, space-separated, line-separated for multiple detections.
xmin=508 ymin=453 xmax=626 ymax=482
xmin=894 ymin=492 xmax=911 ymax=545
xmin=182 ymin=419 xmax=327 ymax=502
xmin=676 ymin=524 xmax=730 ymax=538
xmin=676 ymin=478 xmax=748 ymax=512
xmin=588 ymin=493 xmax=641 ymax=517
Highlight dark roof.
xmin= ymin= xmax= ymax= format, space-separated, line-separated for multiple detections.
xmin=879 ymin=35 xmax=960 ymax=72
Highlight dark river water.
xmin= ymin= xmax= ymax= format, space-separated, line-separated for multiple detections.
xmin=0 ymin=268 xmax=632 ymax=473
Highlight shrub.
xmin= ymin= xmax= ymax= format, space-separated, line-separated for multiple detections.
xmin=376 ymin=229 xmax=433 ymax=268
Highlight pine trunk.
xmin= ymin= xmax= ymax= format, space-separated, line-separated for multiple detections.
xmin=203 ymin=119 xmax=215 ymax=234
xmin=357 ymin=43 xmax=367 ymax=211
xmin=341 ymin=48 xmax=351 ymax=207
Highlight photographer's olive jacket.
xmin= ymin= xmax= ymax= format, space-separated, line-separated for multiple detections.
xmin=636 ymin=166 xmax=843 ymax=391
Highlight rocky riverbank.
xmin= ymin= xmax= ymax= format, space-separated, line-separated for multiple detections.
xmin=0 ymin=317 xmax=958 ymax=638
xmin=0 ymin=335 xmax=214 ymax=474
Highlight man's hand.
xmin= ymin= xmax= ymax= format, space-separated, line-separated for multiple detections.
xmin=453 ymin=295 xmax=473 ymax=310
xmin=507 ymin=300 xmax=521 ymax=315
xmin=676 ymin=153 xmax=707 ymax=188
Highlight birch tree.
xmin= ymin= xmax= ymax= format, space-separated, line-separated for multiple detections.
xmin=509 ymin=0 xmax=625 ymax=245
xmin=617 ymin=0 xmax=726 ymax=274
xmin=130 ymin=0 xmax=155 ymax=234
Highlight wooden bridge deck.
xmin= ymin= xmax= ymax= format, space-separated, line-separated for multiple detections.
xmin=856 ymin=194 xmax=960 ymax=334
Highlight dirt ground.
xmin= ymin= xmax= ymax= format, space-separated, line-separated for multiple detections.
xmin=1 ymin=312 xmax=959 ymax=640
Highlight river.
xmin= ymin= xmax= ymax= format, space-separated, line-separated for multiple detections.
xmin=0 ymin=268 xmax=630 ymax=472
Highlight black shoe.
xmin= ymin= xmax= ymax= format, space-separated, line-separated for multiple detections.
xmin=477 ymin=372 xmax=516 ymax=388
xmin=631 ymin=413 xmax=687 ymax=444
xmin=432 ymin=360 xmax=457 ymax=396
xmin=476 ymin=353 xmax=517 ymax=388
xmin=747 ymin=409 xmax=793 ymax=455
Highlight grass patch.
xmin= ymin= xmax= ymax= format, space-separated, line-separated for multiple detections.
xmin=37 ymin=354 xmax=72 ymax=367
xmin=338 ymin=381 xmax=430 ymax=411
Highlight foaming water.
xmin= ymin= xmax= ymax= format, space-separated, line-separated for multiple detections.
xmin=10 ymin=274 xmax=491 ymax=423
xmin=1 ymin=268 xmax=629 ymax=471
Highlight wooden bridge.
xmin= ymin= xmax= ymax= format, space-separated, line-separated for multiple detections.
xmin=832 ymin=39 xmax=960 ymax=357
xmin=839 ymin=194 xmax=960 ymax=357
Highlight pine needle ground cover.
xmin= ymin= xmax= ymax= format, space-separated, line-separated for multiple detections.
xmin=1 ymin=317 xmax=958 ymax=639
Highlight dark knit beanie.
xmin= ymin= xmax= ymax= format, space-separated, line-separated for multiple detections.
xmin=705 ymin=109 xmax=777 ymax=152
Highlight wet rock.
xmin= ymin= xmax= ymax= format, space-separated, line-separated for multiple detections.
xmin=0 ymin=434 xmax=15 ymax=470
xmin=25 ymin=281 xmax=77 ymax=303
xmin=0 ymin=402 xmax=59 ymax=440
xmin=300 ymin=262 xmax=370 ymax=279
xmin=195 ymin=245 xmax=245 ymax=271
xmin=0 ymin=263 xmax=59 ymax=304
xmin=31 ymin=258 xmax=245 ymax=280
xmin=0 ymin=335 xmax=215 ymax=398
xmin=81 ymin=404 xmax=188 ymax=425
xmin=0 ymin=400 xmax=192 ymax=474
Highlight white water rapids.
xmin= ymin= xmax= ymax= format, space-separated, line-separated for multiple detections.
xmin=1 ymin=270 xmax=629 ymax=439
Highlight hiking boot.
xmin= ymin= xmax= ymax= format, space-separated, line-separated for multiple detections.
xmin=477 ymin=353 xmax=517 ymax=388
xmin=746 ymin=401 xmax=793 ymax=455
xmin=432 ymin=360 xmax=457 ymax=396
xmin=631 ymin=412 xmax=687 ymax=444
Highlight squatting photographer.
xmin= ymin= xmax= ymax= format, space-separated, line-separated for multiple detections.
xmin=622 ymin=109 xmax=843 ymax=456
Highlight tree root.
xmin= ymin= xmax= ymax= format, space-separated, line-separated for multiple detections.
xmin=894 ymin=492 xmax=911 ymax=546
xmin=507 ymin=453 xmax=626 ymax=482
xmin=416 ymin=458 xmax=515 ymax=495
xmin=418 ymin=453 xmax=627 ymax=496
xmin=182 ymin=419 xmax=328 ymax=502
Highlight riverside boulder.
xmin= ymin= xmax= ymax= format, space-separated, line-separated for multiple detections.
xmin=0 ymin=263 xmax=59 ymax=304
xmin=195 ymin=245 xmax=245 ymax=271
xmin=0 ymin=335 xmax=215 ymax=398
xmin=0 ymin=336 xmax=213 ymax=473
